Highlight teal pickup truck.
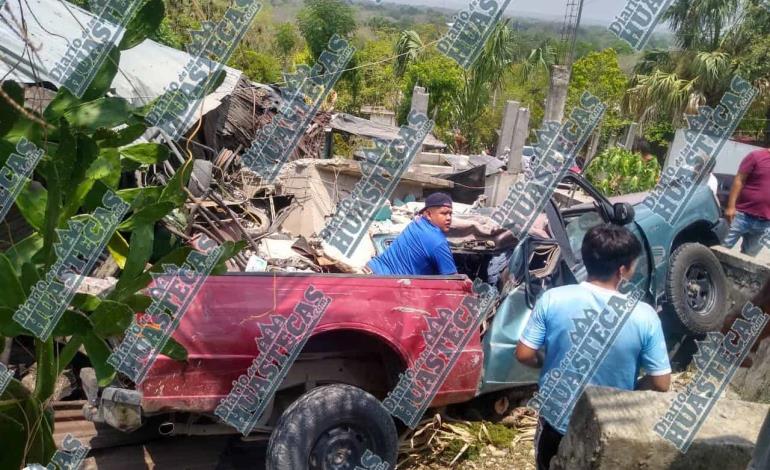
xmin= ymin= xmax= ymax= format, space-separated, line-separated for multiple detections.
xmin=473 ymin=172 xmax=728 ymax=393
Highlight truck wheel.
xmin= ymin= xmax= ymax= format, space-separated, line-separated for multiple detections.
xmin=266 ymin=384 xmax=397 ymax=470
xmin=665 ymin=243 xmax=728 ymax=333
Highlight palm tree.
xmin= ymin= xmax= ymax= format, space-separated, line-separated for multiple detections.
xmin=623 ymin=0 xmax=769 ymax=129
xmin=394 ymin=30 xmax=423 ymax=78
xmin=520 ymin=41 xmax=558 ymax=83
xmin=451 ymin=19 xmax=519 ymax=151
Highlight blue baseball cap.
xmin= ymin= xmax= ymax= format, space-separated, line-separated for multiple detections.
xmin=420 ymin=192 xmax=453 ymax=213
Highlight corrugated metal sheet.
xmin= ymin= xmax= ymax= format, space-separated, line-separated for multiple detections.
xmin=0 ymin=0 xmax=241 ymax=111
xmin=332 ymin=112 xmax=446 ymax=149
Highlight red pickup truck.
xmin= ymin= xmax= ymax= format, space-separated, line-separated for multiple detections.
xmin=85 ymin=272 xmax=491 ymax=468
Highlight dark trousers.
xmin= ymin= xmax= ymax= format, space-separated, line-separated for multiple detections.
xmin=535 ymin=417 xmax=564 ymax=470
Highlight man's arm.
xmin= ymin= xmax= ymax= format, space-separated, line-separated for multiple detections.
xmin=638 ymin=313 xmax=672 ymax=392
xmin=636 ymin=373 xmax=671 ymax=392
xmin=433 ymin=240 xmax=458 ymax=275
xmin=726 ymin=172 xmax=748 ymax=224
xmin=516 ymin=294 xmax=549 ymax=368
xmin=516 ymin=343 xmax=545 ymax=368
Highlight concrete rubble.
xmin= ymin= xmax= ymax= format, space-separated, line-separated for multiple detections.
xmin=551 ymin=386 xmax=769 ymax=470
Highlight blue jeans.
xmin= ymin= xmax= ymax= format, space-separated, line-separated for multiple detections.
xmin=723 ymin=211 xmax=770 ymax=256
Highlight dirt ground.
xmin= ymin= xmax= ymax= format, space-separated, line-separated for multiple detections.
xmin=404 ymin=440 xmax=536 ymax=470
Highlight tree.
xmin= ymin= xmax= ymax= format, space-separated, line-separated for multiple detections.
xmin=520 ymin=41 xmax=557 ymax=82
xmin=229 ymin=50 xmax=282 ymax=83
xmin=297 ymin=0 xmax=356 ymax=60
xmin=274 ymin=23 xmax=299 ymax=68
xmin=623 ymin=0 xmax=769 ymax=132
xmin=567 ymin=49 xmax=631 ymax=144
xmin=452 ymin=19 xmax=519 ymax=152
xmin=397 ymin=52 xmax=464 ymax=133
xmin=0 ymin=4 xmax=242 ymax=467
xmin=394 ymin=30 xmax=423 ymax=78
xmin=664 ymin=0 xmax=740 ymax=50
xmin=353 ymin=38 xmax=401 ymax=109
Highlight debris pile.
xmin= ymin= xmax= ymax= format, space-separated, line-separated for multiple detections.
xmin=397 ymin=408 xmax=537 ymax=468
xmin=197 ymin=78 xmax=333 ymax=161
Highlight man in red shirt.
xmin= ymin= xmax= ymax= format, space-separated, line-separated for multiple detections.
xmin=724 ymin=148 xmax=770 ymax=256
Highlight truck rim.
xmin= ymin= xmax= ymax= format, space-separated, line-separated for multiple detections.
xmin=684 ymin=263 xmax=715 ymax=315
xmin=309 ymin=424 xmax=370 ymax=469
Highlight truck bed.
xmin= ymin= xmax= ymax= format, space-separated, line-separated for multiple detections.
xmin=138 ymin=272 xmax=484 ymax=414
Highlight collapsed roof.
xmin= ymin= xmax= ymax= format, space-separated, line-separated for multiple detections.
xmin=0 ymin=0 xmax=241 ymax=115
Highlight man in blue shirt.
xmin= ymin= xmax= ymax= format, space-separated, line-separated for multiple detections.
xmin=516 ymin=224 xmax=671 ymax=470
xmin=367 ymin=192 xmax=458 ymax=276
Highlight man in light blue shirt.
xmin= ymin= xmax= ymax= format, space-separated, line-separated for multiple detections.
xmin=516 ymin=224 xmax=671 ymax=470
xmin=367 ymin=192 xmax=457 ymax=276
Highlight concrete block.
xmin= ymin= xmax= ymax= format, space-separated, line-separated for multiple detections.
xmin=509 ymin=107 xmax=529 ymax=174
xmin=496 ymin=101 xmax=520 ymax=158
xmin=551 ymin=386 xmax=769 ymax=470
xmin=484 ymin=172 xmax=519 ymax=208
xmin=712 ymin=245 xmax=770 ymax=316
xmin=415 ymin=152 xmax=445 ymax=165
xmin=410 ymin=86 xmax=429 ymax=116
xmin=544 ymin=65 xmax=570 ymax=123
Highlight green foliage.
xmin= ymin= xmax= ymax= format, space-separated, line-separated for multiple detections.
xmin=585 ymin=147 xmax=661 ymax=196
xmin=397 ymin=52 xmax=464 ymax=130
xmin=120 ymin=0 xmax=166 ymax=50
xmin=452 ymin=20 xmax=518 ymax=153
xmin=394 ymin=30 xmax=423 ymax=78
xmin=274 ymin=22 xmax=300 ymax=66
xmin=297 ymin=0 xmax=356 ymax=60
xmin=437 ymin=421 xmax=516 ymax=465
xmin=229 ymin=50 xmax=282 ymax=83
xmin=0 ymin=7 xmax=242 ymax=466
xmin=643 ymin=120 xmax=675 ymax=152
xmin=274 ymin=22 xmax=299 ymax=55
xmin=350 ymin=37 xmax=400 ymax=109
xmin=626 ymin=0 xmax=769 ymax=137
xmin=568 ymin=49 xmax=631 ymax=142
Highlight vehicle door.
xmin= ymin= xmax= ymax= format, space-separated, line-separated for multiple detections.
xmin=478 ymin=173 xmax=654 ymax=395
xmin=479 ymin=203 xmax=579 ymax=393
xmin=555 ymin=173 xmax=653 ymax=292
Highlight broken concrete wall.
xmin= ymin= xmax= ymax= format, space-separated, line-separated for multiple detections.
xmin=712 ymin=246 xmax=770 ymax=404
xmin=551 ymin=386 xmax=768 ymax=470
xmin=712 ymin=246 xmax=770 ymax=310
xmin=736 ymin=337 xmax=770 ymax=404
xmin=277 ymin=159 xmax=454 ymax=240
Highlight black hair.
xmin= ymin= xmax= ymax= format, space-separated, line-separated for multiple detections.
xmin=581 ymin=224 xmax=642 ymax=280
xmin=634 ymin=137 xmax=653 ymax=156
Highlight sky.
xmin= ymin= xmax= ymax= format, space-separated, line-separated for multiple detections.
xmin=388 ymin=0 xmax=630 ymax=26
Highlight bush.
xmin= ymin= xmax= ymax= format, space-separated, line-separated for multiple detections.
xmin=228 ymin=50 xmax=282 ymax=84
xmin=585 ymin=147 xmax=660 ymax=196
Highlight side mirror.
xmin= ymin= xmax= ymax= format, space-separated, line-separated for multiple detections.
xmin=612 ymin=202 xmax=635 ymax=226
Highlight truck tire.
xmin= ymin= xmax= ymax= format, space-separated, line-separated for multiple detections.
xmin=266 ymin=384 xmax=397 ymax=470
xmin=665 ymin=243 xmax=728 ymax=333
